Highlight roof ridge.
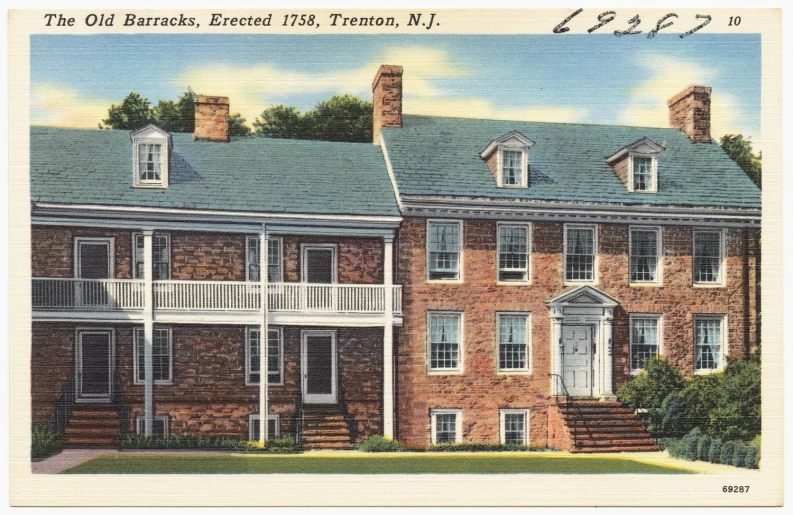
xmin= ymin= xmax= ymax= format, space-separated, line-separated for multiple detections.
xmin=400 ymin=113 xmax=686 ymax=132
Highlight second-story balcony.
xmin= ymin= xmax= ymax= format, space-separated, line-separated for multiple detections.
xmin=31 ymin=278 xmax=402 ymax=325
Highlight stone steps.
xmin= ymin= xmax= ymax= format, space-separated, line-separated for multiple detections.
xmin=301 ymin=406 xmax=353 ymax=449
xmin=556 ymin=399 xmax=659 ymax=454
xmin=63 ymin=405 xmax=122 ymax=448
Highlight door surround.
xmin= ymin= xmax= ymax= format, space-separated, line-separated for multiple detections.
xmin=300 ymin=244 xmax=338 ymax=284
xmin=561 ymin=323 xmax=595 ymax=397
xmin=75 ymin=327 xmax=115 ymax=403
xmin=546 ymin=285 xmax=618 ymax=398
xmin=300 ymin=329 xmax=338 ymax=404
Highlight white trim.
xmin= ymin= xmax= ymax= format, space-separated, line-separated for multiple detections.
xmin=75 ymin=327 xmax=115 ymax=402
xmin=133 ymin=232 xmax=171 ymax=280
xmin=245 ymin=326 xmax=284 ymax=386
xmin=426 ymin=219 xmax=463 ymax=283
xmin=378 ymin=134 xmax=405 ymax=212
xmin=563 ymin=224 xmax=598 ymax=286
xmin=629 ymin=314 xmax=663 ymax=376
xmin=693 ymin=228 xmax=727 ymax=287
xmin=480 ymin=131 xmax=535 ymax=159
xmin=627 ymin=153 xmax=659 ymax=193
xmin=496 ymin=222 xmax=532 ymax=284
xmin=430 ymin=409 xmax=463 ymax=445
xmin=135 ymin=415 xmax=169 ymax=436
xmin=496 ymin=312 xmax=532 ymax=374
xmin=301 ymin=244 xmax=338 ymax=284
xmin=74 ymin=237 xmax=115 ymax=279
xmin=426 ymin=311 xmax=464 ymax=375
xmin=497 ymin=147 xmax=528 ymax=188
xmin=499 ymin=409 xmax=530 ymax=445
xmin=694 ymin=314 xmax=728 ymax=374
xmin=301 ymin=330 xmax=338 ymax=404
xmin=132 ymin=137 xmax=170 ymax=189
xmin=629 ymin=226 xmax=662 ymax=286
xmin=246 ymin=236 xmax=283 ymax=283
xmin=248 ymin=413 xmax=280 ymax=440
xmin=132 ymin=326 xmax=173 ymax=385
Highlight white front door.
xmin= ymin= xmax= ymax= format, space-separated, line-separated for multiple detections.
xmin=77 ymin=329 xmax=113 ymax=402
xmin=562 ymin=325 xmax=594 ymax=397
xmin=301 ymin=331 xmax=337 ymax=404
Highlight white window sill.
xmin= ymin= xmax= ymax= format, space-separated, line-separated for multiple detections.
xmin=497 ymin=370 xmax=532 ymax=376
xmin=693 ymin=282 xmax=726 ymax=288
xmin=497 ymin=280 xmax=531 ymax=286
xmin=427 ymin=369 xmax=463 ymax=376
xmin=629 ymin=282 xmax=662 ymax=288
xmin=426 ymin=279 xmax=463 ymax=285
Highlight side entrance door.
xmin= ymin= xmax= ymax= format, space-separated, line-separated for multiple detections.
xmin=76 ymin=329 xmax=113 ymax=402
xmin=301 ymin=331 xmax=337 ymax=404
xmin=561 ymin=325 xmax=594 ymax=397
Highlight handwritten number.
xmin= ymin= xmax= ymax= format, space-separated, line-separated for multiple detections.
xmin=554 ymin=8 xmax=583 ymax=34
xmin=588 ymin=11 xmax=615 ymax=33
xmin=681 ymin=14 xmax=711 ymax=38
xmin=614 ymin=15 xmax=642 ymax=36
xmin=648 ymin=13 xmax=678 ymax=38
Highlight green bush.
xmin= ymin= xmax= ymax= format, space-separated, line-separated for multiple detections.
xmin=617 ymin=357 xmax=687 ymax=411
xmin=744 ymin=446 xmax=760 ymax=469
xmin=267 ymin=436 xmax=300 ymax=454
xmin=708 ymin=438 xmax=723 ymax=464
xmin=117 ymin=434 xmax=280 ymax=452
xmin=648 ymin=391 xmax=693 ymax=437
xmin=680 ymin=373 xmax=722 ymax=429
xmin=682 ymin=428 xmax=703 ymax=461
xmin=732 ymin=443 xmax=748 ymax=468
xmin=720 ymin=441 xmax=736 ymax=465
xmin=697 ymin=435 xmax=712 ymax=462
xmin=709 ymin=359 xmax=761 ymax=441
xmin=31 ymin=425 xmax=63 ymax=460
xmin=356 ymin=435 xmax=403 ymax=452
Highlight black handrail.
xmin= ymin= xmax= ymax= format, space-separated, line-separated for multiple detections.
xmin=549 ymin=373 xmax=596 ymax=450
xmin=53 ymin=374 xmax=76 ymax=436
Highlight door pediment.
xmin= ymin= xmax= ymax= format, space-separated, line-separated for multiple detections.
xmin=546 ymin=285 xmax=619 ymax=308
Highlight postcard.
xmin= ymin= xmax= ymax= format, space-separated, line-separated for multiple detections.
xmin=8 ymin=6 xmax=783 ymax=506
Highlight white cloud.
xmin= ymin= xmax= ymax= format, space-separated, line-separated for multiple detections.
xmin=31 ymin=84 xmax=111 ymax=128
xmin=406 ymin=97 xmax=589 ymax=123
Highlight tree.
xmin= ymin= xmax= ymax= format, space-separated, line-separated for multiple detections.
xmin=152 ymin=88 xmax=196 ymax=133
xmin=253 ymin=94 xmax=373 ymax=142
xmin=228 ymin=113 xmax=251 ymax=137
xmin=720 ymin=134 xmax=762 ymax=188
xmin=101 ymin=92 xmax=152 ymax=130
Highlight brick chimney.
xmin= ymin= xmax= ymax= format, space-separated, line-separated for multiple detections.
xmin=667 ymin=85 xmax=712 ymax=143
xmin=372 ymin=65 xmax=403 ymax=144
xmin=193 ymin=95 xmax=229 ymax=142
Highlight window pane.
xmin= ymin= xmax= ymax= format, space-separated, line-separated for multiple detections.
xmin=498 ymin=226 xmax=528 ymax=281
xmin=428 ymin=223 xmax=460 ymax=280
xmin=248 ymin=328 xmax=280 ymax=384
xmin=504 ymin=413 xmax=526 ymax=444
xmin=430 ymin=315 xmax=459 ymax=369
xmin=695 ymin=319 xmax=721 ymax=370
xmin=136 ymin=328 xmax=171 ymax=382
xmin=435 ymin=414 xmax=457 ymax=443
xmin=565 ymin=228 xmax=594 ymax=281
xmin=694 ymin=232 xmax=722 ymax=283
xmin=247 ymin=237 xmax=260 ymax=282
xmin=138 ymin=144 xmax=162 ymax=181
xmin=630 ymin=318 xmax=658 ymax=370
xmin=633 ymin=156 xmax=652 ymax=190
xmin=630 ymin=230 xmax=658 ymax=282
xmin=502 ymin=150 xmax=522 ymax=185
xmin=499 ymin=315 xmax=527 ymax=370
xmin=267 ymin=238 xmax=281 ymax=282
xmin=250 ymin=417 xmax=278 ymax=441
xmin=134 ymin=234 xmax=169 ymax=279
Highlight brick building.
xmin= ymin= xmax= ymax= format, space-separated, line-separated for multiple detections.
xmin=30 ymin=67 xmax=760 ymax=452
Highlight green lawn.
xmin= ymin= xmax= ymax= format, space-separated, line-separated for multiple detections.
xmin=63 ymin=453 xmax=692 ymax=474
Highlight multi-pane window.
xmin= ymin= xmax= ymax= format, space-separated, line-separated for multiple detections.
xmin=427 ymin=221 xmax=461 ymax=281
xmin=428 ymin=313 xmax=461 ymax=371
xmin=431 ymin=410 xmax=461 ymax=444
xmin=137 ymin=143 xmax=162 ymax=182
xmin=632 ymin=156 xmax=653 ymax=191
xmin=498 ymin=224 xmax=530 ymax=282
xmin=630 ymin=316 xmax=660 ymax=371
xmin=694 ymin=231 xmax=723 ymax=284
xmin=246 ymin=327 xmax=282 ymax=384
xmin=498 ymin=314 xmax=530 ymax=371
xmin=500 ymin=410 xmax=528 ymax=445
xmin=249 ymin=414 xmax=279 ymax=440
xmin=565 ymin=226 xmax=595 ymax=282
xmin=133 ymin=233 xmax=170 ymax=279
xmin=501 ymin=150 xmax=523 ymax=186
xmin=134 ymin=327 xmax=172 ymax=384
xmin=630 ymin=228 xmax=659 ymax=283
xmin=695 ymin=317 xmax=724 ymax=372
xmin=135 ymin=416 xmax=168 ymax=436
xmin=246 ymin=236 xmax=282 ymax=282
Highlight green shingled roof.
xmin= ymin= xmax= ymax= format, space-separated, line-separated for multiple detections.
xmin=30 ymin=126 xmax=401 ymax=218
xmin=381 ymin=115 xmax=760 ymax=208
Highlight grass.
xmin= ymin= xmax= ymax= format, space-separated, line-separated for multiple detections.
xmin=62 ymin=453 xmax=693 ymax=474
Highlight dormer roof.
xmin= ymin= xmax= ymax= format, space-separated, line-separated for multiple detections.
xmin=605 ymin=137 xmax=664 ymax=164
xmin=129 ymin=124 xmax=173 ymax=149
xmin=479 ymin=130 xmax=535 ymax=159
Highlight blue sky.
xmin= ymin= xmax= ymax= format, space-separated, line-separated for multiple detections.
xmin=31 ymin=33 xmax=761 ymax=141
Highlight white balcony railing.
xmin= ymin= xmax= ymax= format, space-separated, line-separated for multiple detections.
xmin=32 ymin=278 xmax=402 ymax=316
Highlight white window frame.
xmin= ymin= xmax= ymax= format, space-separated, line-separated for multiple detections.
xmin=497 ymin=147 xmax=528 ymax=188
xmin=133 ymin=326 xmax=173 ymax=385
xmin=246 ymin=236 xmax=283 ymax=283
xmin=629 ymin=314 xmax=663 ymax=375
xmin=74 ymin=327 xmax=115 ymax=402
xmin=300 ymin=243 xmax=338 ymax=284
xmin=693 ymin=229 xmax=726 ymax=287
xmin=629 ymin=226 xmax=662 ymax=286
xmin=430 ymin=409 xmax=462 ymax=445
xmin=426 ymin=219 xmax=463 ymax=283
xmin=496 ymin=312 xmax=532 ymax=374
xmin=627 ymin=153 xmax=658 ymax=193
xmin=500 ymin=409 xmax=530 ymax=445
xmin=426 ymin=311 xmax=464 ymax=375
xmin=245 ymin=326 xmax=284 ymax=386
xmin=132 ymin=233 xmax=171 ymax=280
xmin=563 ymin=224 xmax=598 ymax=285
xmin=74 ymin=237 xmax=115 ymax=278
xmin=133 ymin=139 xmax=169 ymax=188
xmin=694 ymin=314 xmax=728 ymax=374
xmin=135 ymin=415 xmax=169 ymax=437
xmin=497 ymin=222 xmax=532 ymax=284
xmin=248 ymin=413 xmax=280 ymax=441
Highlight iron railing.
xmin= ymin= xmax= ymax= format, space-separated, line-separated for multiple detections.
xmin=549 ymin=373 xmax=596 ymax=450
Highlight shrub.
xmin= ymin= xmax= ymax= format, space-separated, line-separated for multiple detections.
xmin=356 ymin=435 xmax=403 ymax=452
xmin=648 ymin=391 xmax=693 ymax=438
xmin=266 ymin=436 xmax=299 ymax=454
xmin=617 ymin=357 xmax=686 ymax=411
xmin=732 ymin=443 xmax=748 ymax=468
xmin=117 ymin=434 xmax=281 ymax=452
xmin=744 ymin=446 xmax=760 ymax=469
xmin=682 ymin=428 xmax=703 ymax=461
xmin=696 ymin=434 xmax=712 ymax=462
xmin=709 ymin=359 xmax=761 ymax=441
xmin=663 ymin=438 xmax=685 ymax=459
xmin=429 ymin=443 xmax=532 ymax=452
xmin=680 ymin=373 xmax=722 ymax=430
xmin=31 ymin=425 xmax=63 ymax=460
xmin=708 ymin=438 xmax=723 ymax=464
xmin=720 ymin=441 xmax=736 ymax=465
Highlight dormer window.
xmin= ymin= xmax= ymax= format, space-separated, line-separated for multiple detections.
xmin=481 ymin=131 xmax=534 ymax=188
xmin=129 ymin=124 xmax=172 ymax=188
xmin=606 ymin=137 xmax=663 ymax=193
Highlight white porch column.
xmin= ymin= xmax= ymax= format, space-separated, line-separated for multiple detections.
xmin=259 ymin=224 xmax=269 ymax=444
xmin=602 ymin=309 xmax=614 ymax=396
xmin=549 ymin=308 xmax=564 ymax=397
xmin=383 ymin=236 xmax=395 ymax=438
xmin=142 ymin=229 xmax=154 ymax=435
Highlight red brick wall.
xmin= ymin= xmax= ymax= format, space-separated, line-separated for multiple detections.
xmin=395 ymin=217 xmax=759 ymax=447
xmin=193 ymin=95 xmax=229 ymax=143
xmin=31 ymin=226 xmax=135 ymax=278
xmin=170 ymin=232 xmax=246 ymax=281
xmin=668 ymin=86 xmax=712 ymax=143
xmin=282 ymin=235 xmax=384 ymax=284
xmin=372 ymin=65 xmax=403 ymax=144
